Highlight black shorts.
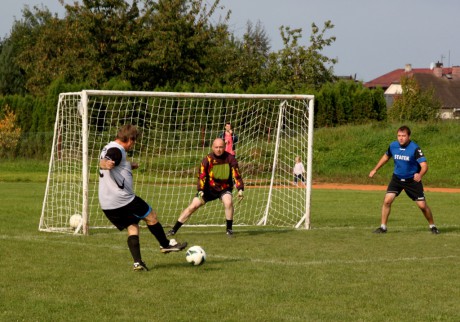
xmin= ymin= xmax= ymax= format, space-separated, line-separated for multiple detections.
xmin=387 ymin=174 xmax=426 ymax=201
xmin=294 ymin=174 xmax=305 ymax=183
xmin=200 ymin=189 xmax=233 ymax=203
xmin=102 ymin=196 xmax=151 ymax=231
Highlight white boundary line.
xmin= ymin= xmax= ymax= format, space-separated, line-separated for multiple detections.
xmin=210 ymin=254 xmax=459 ymax=266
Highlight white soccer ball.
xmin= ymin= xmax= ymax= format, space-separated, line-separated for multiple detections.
xmin=69 ymin=214 xmax=82 ymax=228
xmin=185 ymin=246 xmax=206 ymax=266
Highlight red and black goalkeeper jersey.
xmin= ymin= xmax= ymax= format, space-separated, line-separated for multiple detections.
xmin=197 ymin=151 xmax=244 ymax=193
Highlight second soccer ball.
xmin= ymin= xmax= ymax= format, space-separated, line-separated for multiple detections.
xmin=69 ymin=214 xmax=82 ymax=228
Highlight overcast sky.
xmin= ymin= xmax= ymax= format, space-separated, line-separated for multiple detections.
xmin=1 ymin=0 xmax=459 ymax=82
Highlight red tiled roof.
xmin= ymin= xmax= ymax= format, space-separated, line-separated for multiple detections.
xmin=364 ymin=67 xmax=452 ymax=88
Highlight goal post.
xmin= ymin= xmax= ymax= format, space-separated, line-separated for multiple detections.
xmin=39 ymin=90 xmax=315 ymax=234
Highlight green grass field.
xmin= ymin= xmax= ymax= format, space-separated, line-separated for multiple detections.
xmin=1 ymin=182 xmax=459 ymax=321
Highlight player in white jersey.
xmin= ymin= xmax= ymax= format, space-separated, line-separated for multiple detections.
xmin=293 ymin=156 xmax=306 ymax=186
xmin=99 ymin=124 xmax=187 ymax=271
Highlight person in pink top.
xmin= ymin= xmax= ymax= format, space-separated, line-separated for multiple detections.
xmin=219 ymin=122 xmax=238 ymax=156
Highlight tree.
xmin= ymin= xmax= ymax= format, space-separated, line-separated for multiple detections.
xmin=4 ymin=3 xmax=104 ymax=96
xmin=63 ymin=0 xmax=140 ymax=84
xmin=0 ymin=39 xmax=27 ymax=95
xmin=132 ymin=0 xmax=230 ymax=88
xmin=230 ymin=20 xmax=271 ymax=90
xmin=388 ymin=76 xmax=441 ymax=122
xmin=9 ymin=5 xmax=63 ymax=96
xmin=266 ymin=21 xmax=337 ymax=92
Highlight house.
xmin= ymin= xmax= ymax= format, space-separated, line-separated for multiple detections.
xmin=364 ymin=63 xmax=460 ymax=119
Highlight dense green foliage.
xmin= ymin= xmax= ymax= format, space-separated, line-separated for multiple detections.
xmin=315 ymin=80 xmax=386 ymax=127
xmin=0 ymin=0 xmax=337 ymax=96
xmin=1 ymin=182 xmax=459 ymax=321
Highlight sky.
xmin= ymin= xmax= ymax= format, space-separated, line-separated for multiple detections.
xmin=1 ymin=0 xmax=459 ymax=82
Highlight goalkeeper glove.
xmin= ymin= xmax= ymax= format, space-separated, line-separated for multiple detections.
xmin=197 ymin=191 xmax=205 ymax=205
xmin=237 ymin=190 xmax=244 ymax=201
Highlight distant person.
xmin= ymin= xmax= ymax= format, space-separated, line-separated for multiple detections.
xmin=369 ymin=125 xmax=439 ymax=234
xmin=167 ymin=138 xmax=244 ymax=237
xmin=293 ymin=156 xmax=306 ymax=186
xmin=220 ymin=122 xmax=238 ymax=155
xmin=99 ymin=124 xmax=187 ymax=271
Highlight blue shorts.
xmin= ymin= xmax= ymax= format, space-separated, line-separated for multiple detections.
xmin=102 ymin=196 xmax=152 ymax=230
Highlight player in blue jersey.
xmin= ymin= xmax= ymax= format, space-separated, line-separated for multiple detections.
xmin=369 ymin=125 xmax=439 ymax=234
xmin=99 ymin=124 xmax=187 ymax=271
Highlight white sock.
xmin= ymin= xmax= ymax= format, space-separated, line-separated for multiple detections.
xmin=429 ymin=224 xmax=436 ymax=228
xmin=381 ymin=224 xmax=387 ymax=230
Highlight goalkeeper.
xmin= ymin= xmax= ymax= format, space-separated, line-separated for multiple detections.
xmin=168 ymin=138 xmax=244 ymax=237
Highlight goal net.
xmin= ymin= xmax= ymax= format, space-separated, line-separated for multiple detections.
xmin=39 ymin=90 xmax=315 ymax=234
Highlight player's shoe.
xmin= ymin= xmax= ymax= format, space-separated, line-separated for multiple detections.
xmin=160 ymin=239 xmax=187 ymax=253
xmin=166 ymin=229 xmax=176 ymax=237
xmin=373 ymin=227 xmax=387 ymax=234
xmin=226 ymin=229 xmax=233 ymax=237
xmin=133 ymin=261 xmax=149 ymax=271
xmin=430 ymin=226 xmax=440 ymax=234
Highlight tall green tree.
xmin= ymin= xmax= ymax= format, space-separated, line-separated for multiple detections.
xmin=132 ymin=0 xmax=229 ymax=88
xmin=230 ymin=21 xmax=270 ymax=90
xmin=266 ymin=21 xmax=337 ymax=92
xmin=0 ymin=39 xmax=27 ymax=95
xmin=64 ymin=0 xmax=141 ymax=83
xmin=8 ymin=3 xmax=103 ymax=95
xmin=10 ymin=5 xmax=62 ymax=96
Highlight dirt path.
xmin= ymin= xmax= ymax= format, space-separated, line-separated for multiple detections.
xmin=312 ymin=183 xmax=460 ymax=193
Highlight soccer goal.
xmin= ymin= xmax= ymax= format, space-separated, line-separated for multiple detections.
xmin=39 ymin=90 xmax=315 ymax=234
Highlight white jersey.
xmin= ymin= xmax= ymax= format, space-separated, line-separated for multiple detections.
xmin=293 ymin=162 xmax=305 ymax=175
xmin=98 ymin=141 xmax=135 ymax=210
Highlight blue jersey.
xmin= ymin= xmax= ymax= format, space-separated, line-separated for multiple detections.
xmin=386 ymin=141 xmax=427 ymax=179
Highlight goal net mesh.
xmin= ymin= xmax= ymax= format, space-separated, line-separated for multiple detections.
xmin=39 ymin=91 xmax=314 ymax=234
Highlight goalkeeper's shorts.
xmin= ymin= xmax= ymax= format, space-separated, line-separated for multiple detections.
xmin=198 ymin=189 xmax=232 ymax=203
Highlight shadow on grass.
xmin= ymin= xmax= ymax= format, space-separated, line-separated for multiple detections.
xmin=152 ymin=257 xmax=244 ymax=270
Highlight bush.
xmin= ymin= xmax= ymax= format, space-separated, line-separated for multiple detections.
xmin=388 ymin=76 xmax=441 ymax=122
xmin=0 ymin=105 xmax=21 ymax=158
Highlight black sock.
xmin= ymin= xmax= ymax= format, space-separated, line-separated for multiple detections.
xmin=172 ymin=221 xmax=183 ymax=233
xmin=226 ymin=220 xmax=233 ymax=230
xmin=127 ymin=235 xmax=142 ymax=263
xmin=147 ymin=222 xmax=170 ymax=248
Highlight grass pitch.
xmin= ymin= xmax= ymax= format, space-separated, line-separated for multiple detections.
xmin=1 ymin=182 xmax=459 ymax=321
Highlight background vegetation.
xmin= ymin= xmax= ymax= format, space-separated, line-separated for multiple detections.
xmin=0 ymin=0 xmax=337 ymax=96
